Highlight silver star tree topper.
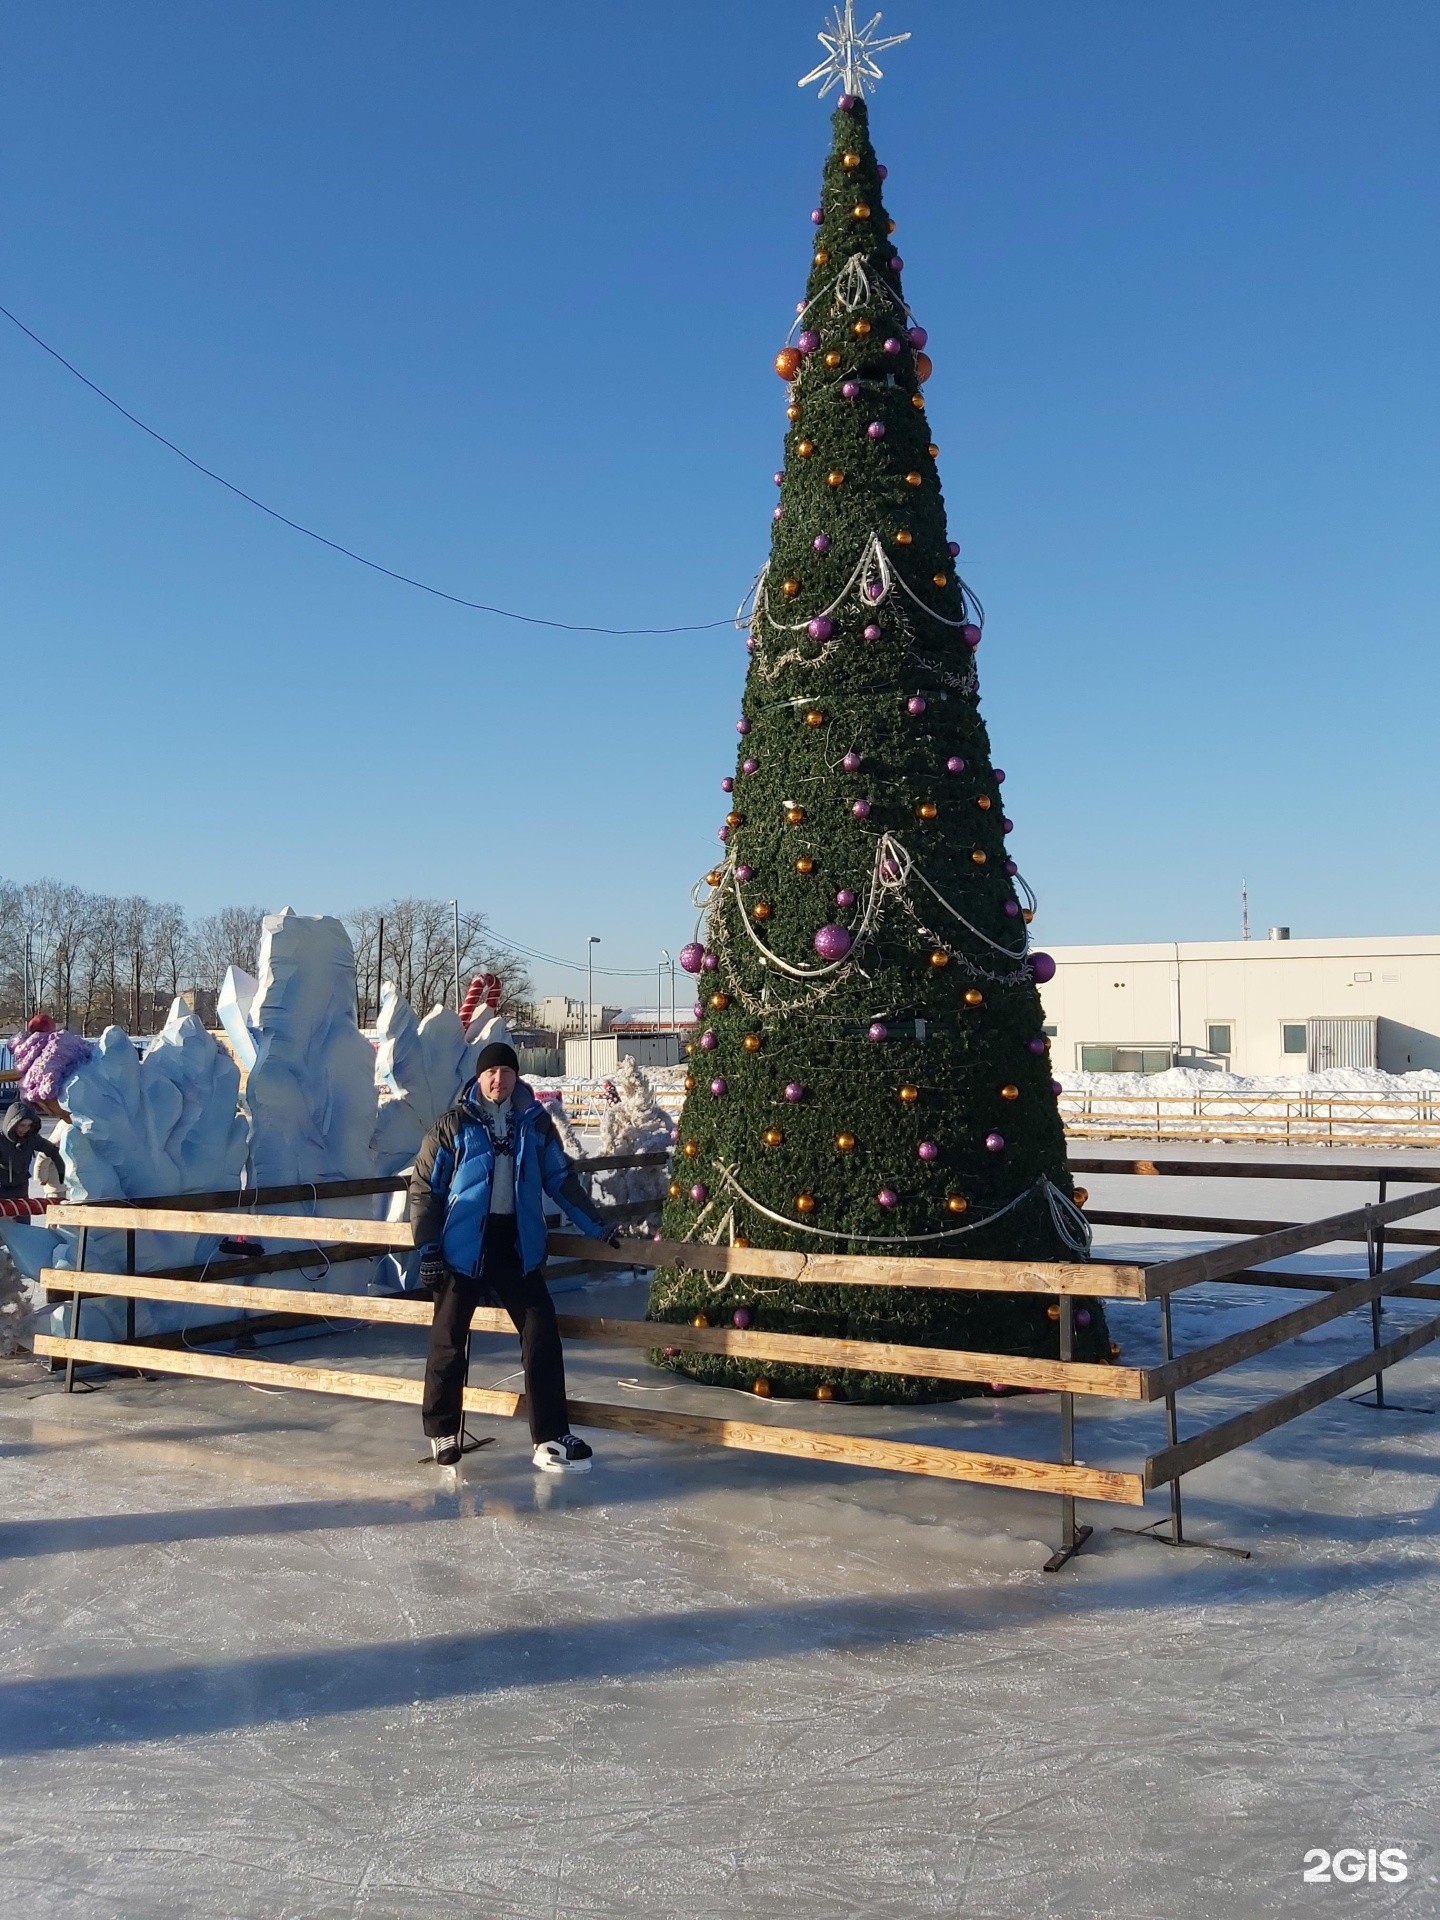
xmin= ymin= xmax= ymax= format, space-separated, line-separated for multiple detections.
xmin=799 ymin=1 xmax=911 ymax=99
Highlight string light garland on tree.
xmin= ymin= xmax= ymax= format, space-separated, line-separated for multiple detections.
xmin=646 ymin=10 xmax=1108 ymax=1401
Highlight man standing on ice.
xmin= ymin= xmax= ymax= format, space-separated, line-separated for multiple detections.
xmin=409 ymin=1040 xmax=618 ymax=1470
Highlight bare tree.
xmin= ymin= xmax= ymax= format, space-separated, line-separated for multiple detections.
xmin=344 ymin=899 xmax=531 ymax=1026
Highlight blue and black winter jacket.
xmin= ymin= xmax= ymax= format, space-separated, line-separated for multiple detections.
xmin=408 ymin=1080 xmax=609 ymax=1277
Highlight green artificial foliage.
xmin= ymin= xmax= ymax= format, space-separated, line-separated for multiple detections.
xmin=646 ymin=97 xmax=1110 ymax=1401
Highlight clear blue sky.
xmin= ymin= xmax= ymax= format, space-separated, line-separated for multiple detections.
xmin=4 ymin=2 xmax=1437 ymax=1004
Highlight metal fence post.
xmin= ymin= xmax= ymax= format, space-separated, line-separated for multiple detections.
xmin=1043 ymin=1296 xmax=1092 ymax=1572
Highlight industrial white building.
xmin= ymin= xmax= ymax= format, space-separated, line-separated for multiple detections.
xmin=1037 ymin=932 xmax=1440 ymax=1076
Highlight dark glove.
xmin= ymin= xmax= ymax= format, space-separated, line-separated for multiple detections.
xmin=418 ymin=1253 xmax=448 ymax=1293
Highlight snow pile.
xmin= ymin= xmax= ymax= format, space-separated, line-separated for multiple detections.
xmin=1060 ymin=1065 xmax=1440 ymax=1098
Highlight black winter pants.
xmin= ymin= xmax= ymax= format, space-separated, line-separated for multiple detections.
xmin=421 ymin=1216 xmax=570 ymax=1443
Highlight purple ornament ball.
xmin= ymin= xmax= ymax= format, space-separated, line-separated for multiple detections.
xmin=867 ymin=1021 xmax=888 ymax=1042
xmin=1002 ymin=817 xmax=1014 ymax=834
xmin=692 ymin=1002 xmax=703 ymax=1020
xmin=994 ymin=768 xmax=1006 ymax=784
xmin=721 ymin=776 xmax=734 ymax=793
xmin=946 ymin=756 xmax=965 ymax=775
xmin=838 ymin=92 xmax=857 ymax=110
xmin=742 ymin=757 xmax=758 ymax=774
xmin=1004 ymin=901 xmax=1020 ymax=918
xmin=771 ymin=508 xmax=783 ymax=523
xmin=851 ymin=799 xmax=872 ymax=819
xmin=810 ymin=207 xmax=824 ymax=225
xmin=883 ymin=337 xmax=902 ymax=355
xmin=736 ymin=721 xmax=751 ymax=738
xmin=1004 ymin=859 xmax=1018 ymax=876
xmin=796 ymin=301 xmax=807 ymax=315
xmin=917 ymin=1141 xmax=939 ymax=1162
xmin=663 ymin=1345 xmax=680 ymax=1358
xmin=690 ymin=1182 xmax=710 ymax=1203
xmin=813 ymin=924 xmax=852 ymax=961
xmin=863 ymin=623 xmax=881 ymax=641
xmin=1051 ymin=1078 xmax=1063 ymax=1096
xmin=947 ymin=539 xmax=960 ymax=557
xmin=699 ymin=1030 xmax=717 ymax=1051
xmin=736 ymin=864 xmax=754 ymax=882
xmin=732 ymin=1307 xmax=753 ymax=1330
xmin=866 ymin=581 xmax=884 ymax=602
xmin=710 ymin=1077 xmax=728 ymax=1098
xmin=773 ymin=472 xmax=784 ymax=488
xmin=909 ymin=325 xmax=928 ymax=349
xmin=985 ymin=1133 xmax=1006 ymax=1154
xmin=961 ymin=623 xmax=982 ymax=649
xmin=718 ymin=826 xmax=730 ymax=842
xmin=702 ymin=952 xmax=718 ymax=972
xmin=813 ymin=533 xmax=831 ymax=553
xmin=836 ymin=888 xmax=857 ymax=909
xmin=679 ymin=942 xmax=706 ymax=974
xmin=877 ymin=163 xmax=889 ymax=180
xmin=808 ymin=616 xmax=834 ymax=641
xmin=1030 ymin=951 xmax=1057 ymax=984
xmin=1027 ymin=1037 xmax=1047 ymax=1055
xmin=784 ymin=1082 xmax=807 ymax=1103
xmin=841 ymin=380 xmax=860 ymax=399
xmin=890 ymin=255 xmax=904 ymax=272
xmin=867 ymin=421 xmax=885 ymax=441
xmin=796 ymin=329 xmax=820 ymax=355
xmin=877 ymin=1188 xmax=898 ymax=1209
xmin=842 ymin=750 xmax=862 ymax=771
xmin=907 ymin=695 xmax=927 ymax=715
xmin=1076 ymin=1308 xmax=1092 ymax=1328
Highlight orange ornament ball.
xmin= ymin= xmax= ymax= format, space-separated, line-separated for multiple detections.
xmin=946 ymin=1195 xmax=969 ymax=1215
xmin=682 ymin=1141 xmax=700 ymax=1158
xmin=786 ymin=403 xmax=802 ymax=422
xmin=1001 ymin=1084 xmax=1020 ymax=1101
xmin=668 ymin=1181 xmax=682 ymax=1199
xmin=971 ymin=850 xmax=987 ymax=866
xmin=782 ymin=578 xmax=801 ymax=597
xmin=976 ymin=795 xmax=992 ymax=811
xmin=795 ymin=1194 xmax=817 ymax=1214
xmin=898 ymin=1085 xmax=919 ymax=1104
xmin=705 ymin=869 xmax=722 ymax=885
xmin=743 ymin=1033 xmax=763 ymax=1052
xmin=911 ymin=392 xmax=925 ymax=410
xmin=752 ymin=902 xmax=772 ymax=921
xmin=841 ymin=151 xmax=861 ymax=169
xmin=693 ymin=1314 xmax=711 ymax=1328
xmin=915 ymin=351 xmax=933 ymax=383
xmin=710 ymin=992 xmax=731 ymax=1009
xmin=835 ymin=1132 xmax=856 ymax=1152
xmin=853 ymin=319 xmax=872 ymax=337
xmin=824 ymin=350 xmax=843 ymax=368
xmin=918 ymin=802 xmax=939 ymax=822
xmin=964 ymin=989 xmax=984 ymax=1007
xmin=1047 ymin=1305 xmax=1061 ymax=1322
xmin=762 ymin=1127 xmax=784 ymax=1148
xmin=814 ymin=249 xmax=830 ymax=266
xmin=1073 ymin=1188 xmax=1089 ymax=1208
xmin=887 ymin=217 xmax=897 ymax=234
xmin=795 ymin=857 xmax=814 ymax=875
xmin=775 ymin=347 xmax=803 ymax=380
xmin=928 ymin=950 xmax=949 ymax=969
xmin=932 ymin=573 xmax=948 ymax=588
xmin=684 ymin=1075 xmax=696 ymax=1093
xmin=815 ymin=1382 xmax=842 ymax=1401
xmin=1023 ymin=909 xmax=1035 ymax=924
xmin=852 ymin=203 xmax=871 ymax=219
xmin=725 ymin=810 xmax=743 ymax=827
xmin=905 ymin=471 xmax=923 ymax=488
xmin=894 ymin=529 xmax=913 ymax=546
xmin=797 ymin=439 xmax=815 ymax=458
xmin=928 ymin=443 xmax=940 ymax=458
xmin=733 ymin=1234 xmax=751 ymax=1248
xmin=804 ymin=709 xmax=826 ymax=727
xmin=786 ymin=806 xmax=807 ymax=825
xmin=826 ymin=469 xmax=845 ymax=488
xmin=752 ymin=1377 xmax=774 ymax=1396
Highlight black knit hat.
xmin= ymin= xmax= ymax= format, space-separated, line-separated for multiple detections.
xmin=475 ymin=1041 xmax=519 ymax=1076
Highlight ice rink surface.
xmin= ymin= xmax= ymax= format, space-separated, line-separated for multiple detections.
xmin=2 ymin=1148 xmax=1439 ymax=1918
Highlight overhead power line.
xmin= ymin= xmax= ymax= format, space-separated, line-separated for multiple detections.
xmin=0 ymin=301 xmax=733 ymax=638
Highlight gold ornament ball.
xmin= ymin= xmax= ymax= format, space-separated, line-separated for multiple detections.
xmin=752 ymin=902 xmax=772 ymax=921
xmin=1110 ymin=1343 xmax=1123 ymax=1358
xmin=683 ymin=1141 xmax=700 ymax=1158
xmin=928 ymin=949 xmax=949 ymax=969
xmin=785 ymin=805 xmax=807 ymax=825
xmin=1073 ymin=1187 xmax=1089 ymax=1208
xmin=794 ymin=856 xmax=814 ymax=875
xmin=782 ymin=577 xmax=801 ymax=598
xmin=705 ymin=868 xmax=722 ymax=885
xmin=976 ymin=795 xmax=992 ymax=811
xmin=683 ymin=1075 xmax=696 ymax=1093
xmin=775 ymin=347 xmax=803 ymax=380
xmin=1001 ymin=1084 xmax=1020 ymax=1101
xmin=804 ymin=708 xmax=826 ymax=727
xmin=852 ymin=319 xmax=872 ymax=337
xmin=826 ymin=469 xmax=845 ymax=488
xmin=905 ymin=471 xmax=923 ymax=488
xmin=710 ymin=992 xmax=731 ymax=1009
xmin=786 ymin=403 xmax=802 ymax=423
xmin=692 ymin=1314 xmax=711 ymax=1329
xmin=725 ymin=810 xmax=744 ymax=827
xmin=915 ymin=351 xmax=933 ymax=383
xmin=946 ymin=1194 xmax=969 ymax=1215
xmin=815 ymin=1382 xmax=842 ymax=1402
xmin=964 ymin=988 xmax=984 ymax=1007
xmin=795 ymin=1194 xmax=817 ymax=1214
xmin=932 ymin=573 xmax=948 ymax=588
xmin=1023 ymin=908 xmax=1035 ymax=923
xmin=797 ymin=439 xmax=815 ymax=458
xmin=841 ymin=150 xmax=861 ymax=169
xmin=668 ymin=1181 xmax=682 ymax=1199
xmin=911 ymin=392 xmax=925 ymax=410
xmin=1046 ymin=1304 xmax=1061 ymax=1322
xmin=887 ymin=217 xmax=897 ymax=233
xmin=852 ymin=202 xmax=871 ymax=219
xmin=824 ymin=350 xmax=842 ymax=368
xmin=685 ymin=1042 xmax=694 ymax=1057
xmin=898 ymin=1085 xmax=919 ymax=1104
xmin=752 ymin=1377 xmax=774 ymax=1396
xmin=835 ymin=1132 xmax=856 ymax=1152
xmin=743 ymin=1033 xmax=763 ymax=1052
xmin=733 ymin=1234 xmax=751 ymax=1248
xmin=814 ymin=249 xmax=830 ymax=266
xmin=762 ymin=1127 xmax=784 ymax=1148
xmin=928 ymin=443 xmax=940 ymax=458
xmin=894 ymin=528 xmax=913 ymax=546
xmin=971 ymin=850 xmax=987 ymax=866
xmin=917 ymin=801 xmax=939 ymax=821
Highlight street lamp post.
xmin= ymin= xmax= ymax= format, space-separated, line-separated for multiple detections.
xmin=658 ymin=950 xmax=671 ymax=1065
xmin=586 ymin=936 xmax=601 ymax=1079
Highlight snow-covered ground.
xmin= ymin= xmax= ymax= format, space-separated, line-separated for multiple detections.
xmin=1060 ymin=1064 xmax=1440 ymax=1098
xmin=2 ymin=1158 xmax=1439 ymax=1916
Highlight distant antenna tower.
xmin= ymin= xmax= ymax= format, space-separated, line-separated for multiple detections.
xmin=1241 ymin=879 xmax=1250 ymax=942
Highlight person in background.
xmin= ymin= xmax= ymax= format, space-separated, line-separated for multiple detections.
xmin=0 ymin=1099 xmax=64 ymax=1204
xmin=409 ymin=1041 xmax=619 ymax=1470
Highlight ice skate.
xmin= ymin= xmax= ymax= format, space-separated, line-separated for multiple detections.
xmin=431 ymin=1434 xmax=462 ymax=1466
xmin=532 ymin=1434 xmax=593 ymax=1474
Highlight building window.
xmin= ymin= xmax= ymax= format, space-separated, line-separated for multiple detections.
xmin=1282 ymin=1023 xmax=1306 ymax=1055
xmin=1080 ymin=1045 xmax=1174 ymax=1075
xmin=1206 ymin=1023 xmax=1233 ymax=1059
xmin=1042 ymin=1025 xmax=1057 ymax=1038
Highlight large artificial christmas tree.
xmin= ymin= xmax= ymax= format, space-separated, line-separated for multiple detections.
xmin=648 ymin=22 xmax=1108 ymax=1400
